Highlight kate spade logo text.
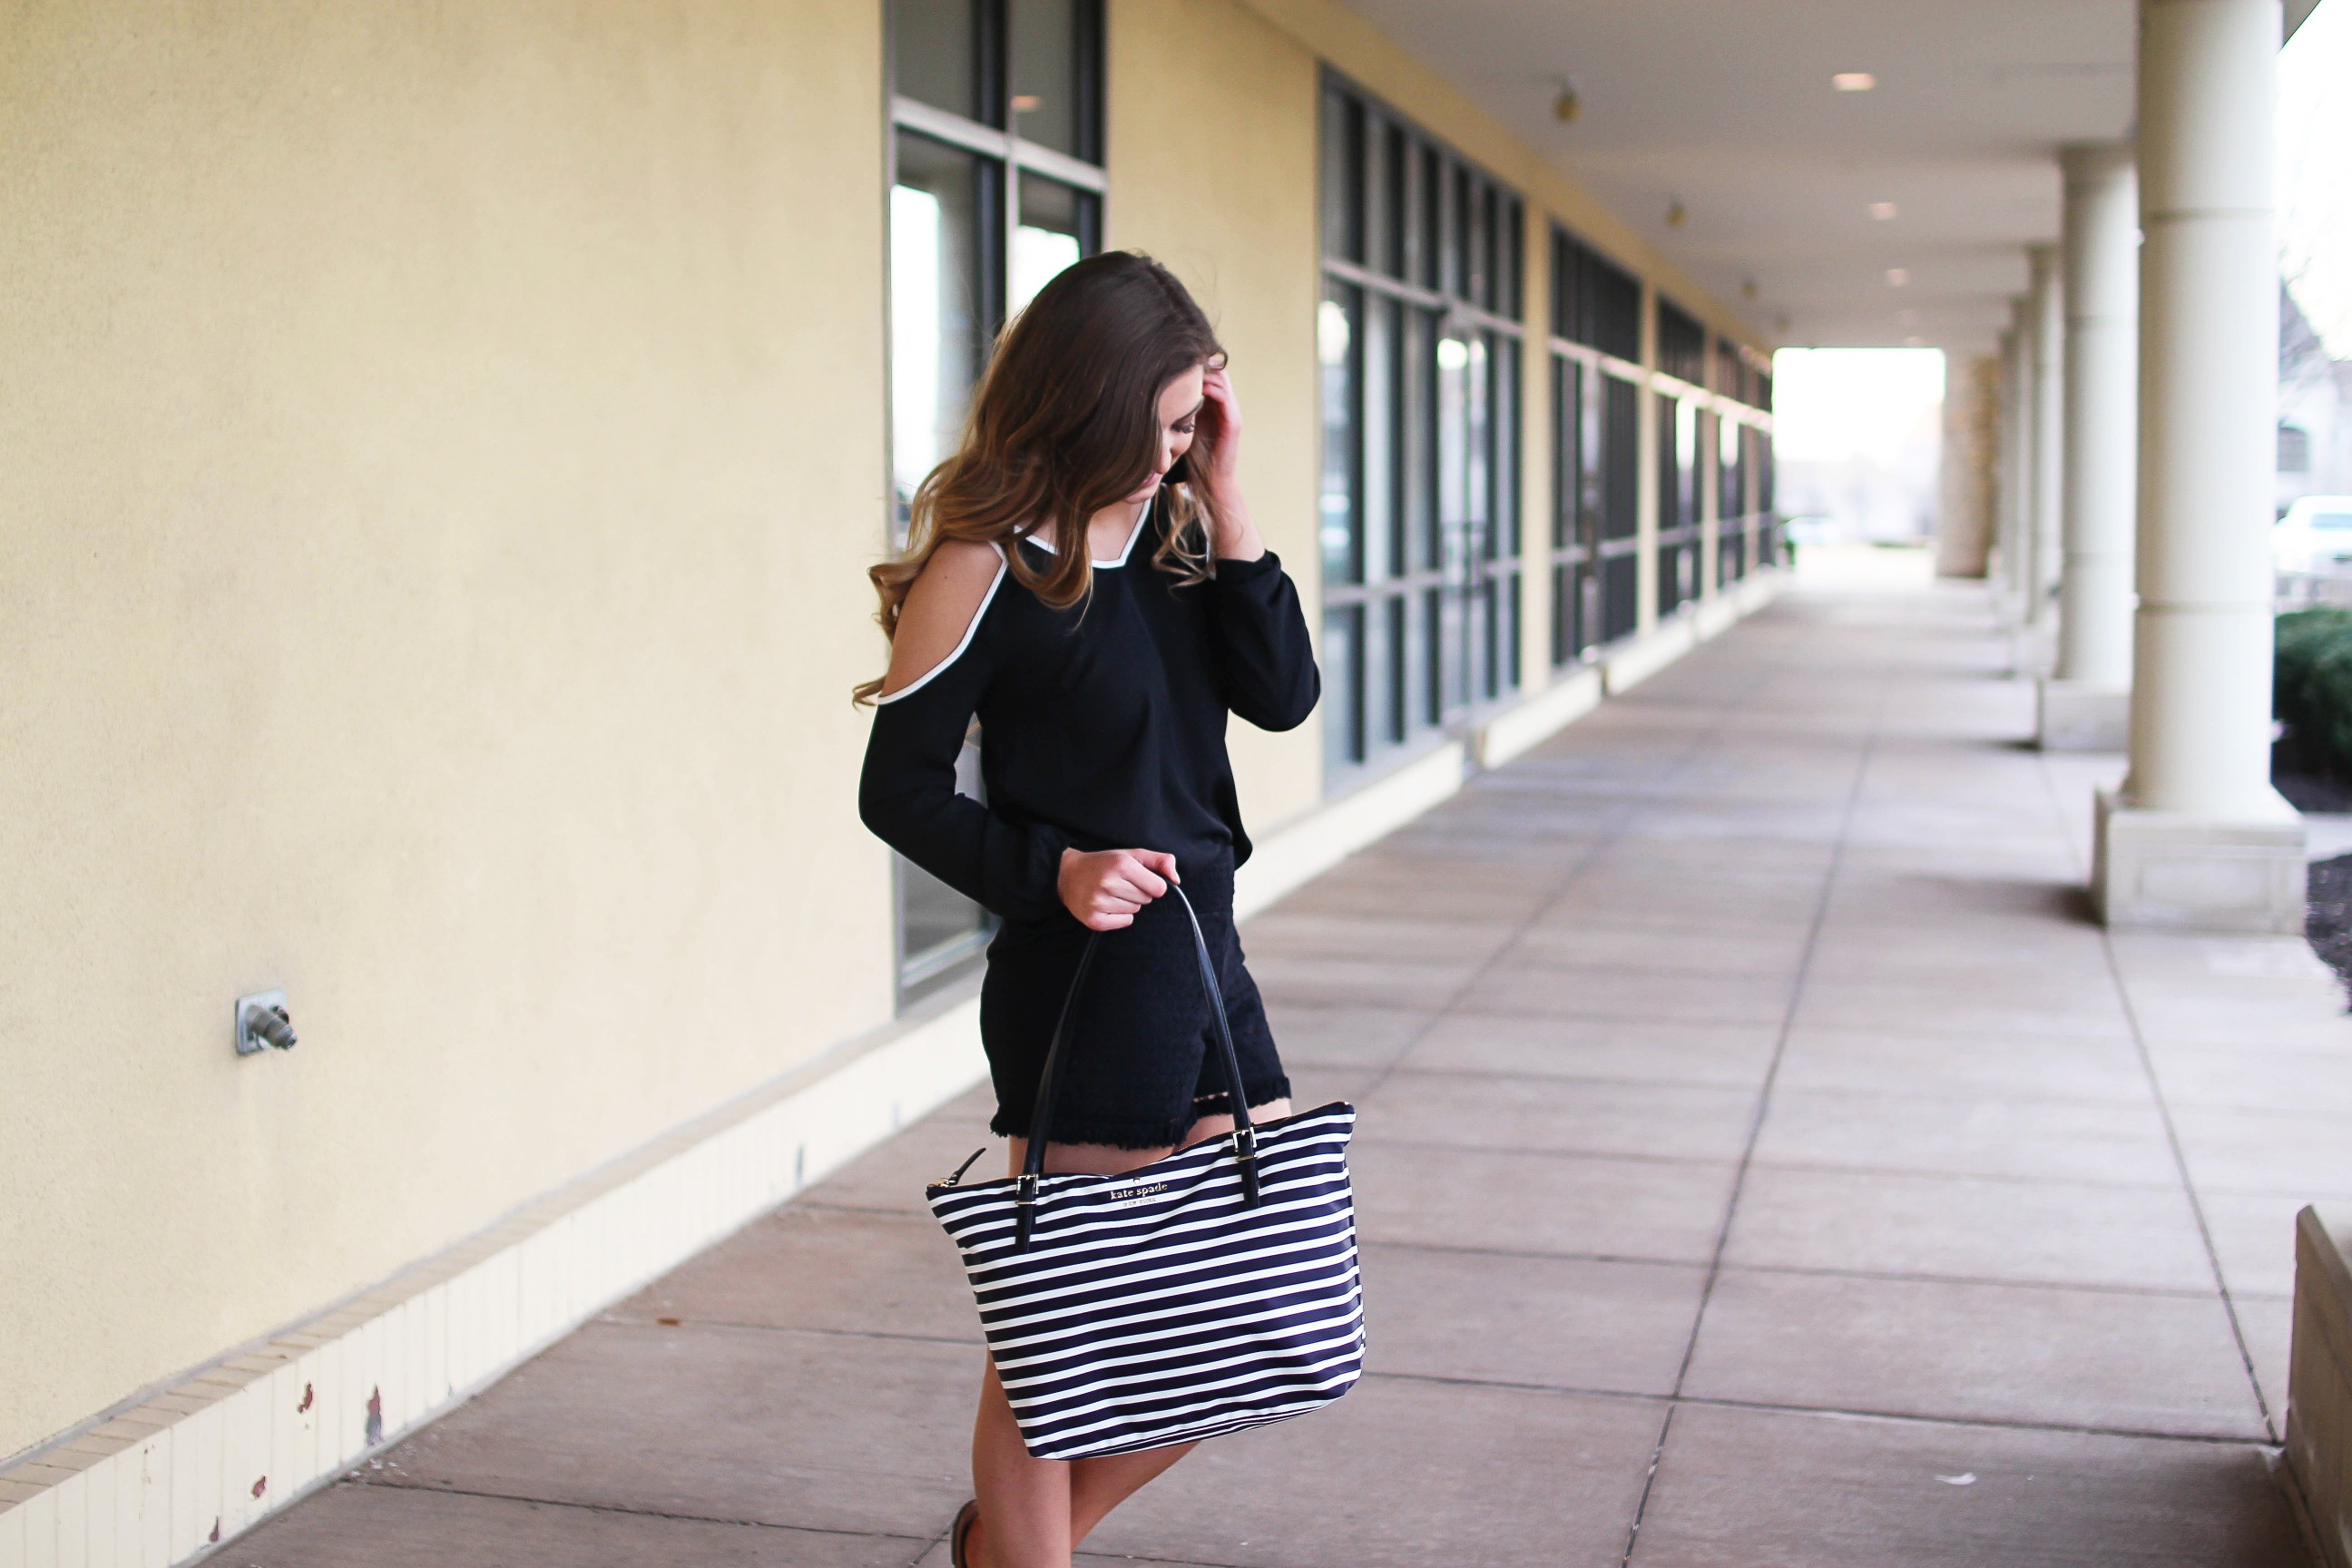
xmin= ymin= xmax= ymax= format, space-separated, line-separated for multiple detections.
xmin=1106 ymin=1181 xmax=1170 ymax=1208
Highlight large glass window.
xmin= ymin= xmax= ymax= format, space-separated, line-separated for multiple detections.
xmin=1008 ymin=0 xmax=1102 ymax=161
xmin=1319 ymin=74 xmax=1524 ymax=779
xmin=1551 ymin=226 xmax=1642 ymax=658
xmin=890 ymin=3 xmax=1104 ymax=536
xmin=1712 ymin=335 xmax=1745 ymax=404
xmin=1712 ymin=337 xmax=1762 ymax=587
xmin=890 ymin=134 xmax=995 ymax=523
xmin=887 ymin=0 xmax=1104 ymax=1002
xmin=1656 ymin=392 xmax=1701 ymax=617
xmin=1012 ymin=172 xmax=1099 ymax=314
xmin=1550 ymin=352 xmax=1592 ymax=664
xmin=1653 ymin=296 xmax=1709 ymax=621
xmin=1657 ymin=299 xmax=1706 ymax=385
xmin=1601 ymin=374 xmax=1641 ymax=642
xmin=894 ymin=0 xmax=988 ymax=123
xmin=1718 ymin=407 xmax=1749 ymax=584
xmin=1747 ymin=355 xmax=1778 ymax=570
xmin=1557 ymin=229 xmax=1642 ymax=363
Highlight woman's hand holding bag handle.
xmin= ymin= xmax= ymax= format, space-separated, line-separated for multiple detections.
xmin=1014 ymin=885 xmax=1259 ymax=1250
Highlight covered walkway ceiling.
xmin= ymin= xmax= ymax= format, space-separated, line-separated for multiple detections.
xmin=1342 ymin=0 xmax=2321 ymax=356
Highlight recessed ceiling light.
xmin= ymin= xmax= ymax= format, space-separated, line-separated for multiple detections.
xmin=1885 ymin=267 xmax=1910 ymax=287
xmin=1833 ymin=72 xmax=1877 ymax=92
xmin=1869 ymin=201 xmax=1899 ymax=220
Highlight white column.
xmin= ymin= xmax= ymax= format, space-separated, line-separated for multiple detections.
xmin=2040 ymin=143 xmax=2141 ymax=749
xmin=1994 ymin=315 xmax=2032 ymax=620
xmin=2024 ymin=244 xmax=2065 ymax=641
xmin=1934 ymin=354 xmax=1999 ymax=579
xmin=2093 ymin=0 xmax=2304 ymax=932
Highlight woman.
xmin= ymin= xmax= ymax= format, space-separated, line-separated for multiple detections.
xmin=856 ymin=251 xmax=1318 ymax=1568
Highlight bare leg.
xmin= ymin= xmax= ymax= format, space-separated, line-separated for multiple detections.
xmin=965 ymin=1101 xmax=1293 ymax=1565
xmin=968 ymin=1134 xmax=1170 ymax=1568
xmin=970 ymin=1356 xmax=1071 ymax=1568
xmin=1066 ymin=1443 xmax=1195 ymax=1547
xmin=1175 ymin=1096 xmax=1290 ymax=1149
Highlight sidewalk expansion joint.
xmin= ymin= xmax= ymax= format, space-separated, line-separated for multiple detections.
xmin=1362 ymin=1370 xmax=2280 ymax=1448
xmin=2031 ymin=744 xmax=2287 ymax=1447
xmin=1620 ymin=637 xmax=1897 ymax=1567
xmin=351 ymin=1477 xmax=938 ymax=1544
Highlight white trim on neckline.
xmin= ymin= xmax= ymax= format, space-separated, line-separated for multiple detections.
xmin=1020 ymin=494 xmax=1153 ymax=568
xmin=874 ymin=544 xmax=1009 ymax=705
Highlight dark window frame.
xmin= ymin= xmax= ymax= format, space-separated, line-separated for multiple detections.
xmin=1553 ymin=227 xmax=1642 ymax=364
xmin=1318 ymin=70 xmax=1526 ymax=781
xmin=1549 ymin=222 xmax=1651 ymax=661
xmin=1717 ymin=403 xmax=1750 ymax=587
xmin=1656 ymin=297 xmax=1706 ymax=386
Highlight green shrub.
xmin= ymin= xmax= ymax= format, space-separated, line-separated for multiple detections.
xmin=2276 ymin=607 xmax=2352 ymax=779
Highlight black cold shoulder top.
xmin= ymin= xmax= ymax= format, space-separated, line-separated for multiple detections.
xmin=858 ymin=503 xmax=1319 ymax=924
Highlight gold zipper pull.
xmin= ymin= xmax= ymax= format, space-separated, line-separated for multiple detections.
xmin=936 ymin=1147 xmax=988 ymax=1188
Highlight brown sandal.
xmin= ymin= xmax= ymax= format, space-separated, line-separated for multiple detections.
xmin=950 ymin=1498 xmax=981 ymax=1568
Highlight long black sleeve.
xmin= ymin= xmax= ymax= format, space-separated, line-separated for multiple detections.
xmin=1203 ymin=551 xmax=1320 ymax=732
xmin=858 ymin=641 xmax=1072 ymax=924
xmin=858 ymin=527 xmax=1306 ymax=916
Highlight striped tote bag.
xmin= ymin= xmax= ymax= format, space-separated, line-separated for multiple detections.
xmin=926 ymin=887 xmax=1366 ymax=1460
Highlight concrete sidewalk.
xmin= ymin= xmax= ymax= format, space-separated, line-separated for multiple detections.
xmin=228 ymin=575 xmax=2347 ymax=1566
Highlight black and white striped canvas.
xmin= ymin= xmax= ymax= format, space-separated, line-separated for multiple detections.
xmin=926 ymin=1102 xmax=1365 ymax=1460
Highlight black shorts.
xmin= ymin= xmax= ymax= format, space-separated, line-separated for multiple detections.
xmin=979 ymin=851 xmax=1290 ymax=1150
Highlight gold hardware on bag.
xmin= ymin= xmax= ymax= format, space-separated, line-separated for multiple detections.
xmin=935 ymin=1147 xmax=989 ymax=1189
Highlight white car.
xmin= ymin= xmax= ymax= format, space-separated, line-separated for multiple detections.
xmin=2274 ymin=495 xmax=2352 ymax=576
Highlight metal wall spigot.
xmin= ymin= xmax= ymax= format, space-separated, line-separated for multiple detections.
xmin=235 ymin=991 xmax=298 ymax=1055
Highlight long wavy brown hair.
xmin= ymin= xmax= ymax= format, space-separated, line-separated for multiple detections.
xmin=854 ymin=250 xmax=1226 ymax=702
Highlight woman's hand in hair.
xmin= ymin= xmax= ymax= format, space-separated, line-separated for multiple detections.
xmin=1195 ymin=366 xmax=1264 ymax=563
xmin=1058 ymin=847 xmax=1181 ymax=931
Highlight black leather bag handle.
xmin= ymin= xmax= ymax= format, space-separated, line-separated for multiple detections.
xmin=1014 ymin=883 xmax=1260 ymax=1250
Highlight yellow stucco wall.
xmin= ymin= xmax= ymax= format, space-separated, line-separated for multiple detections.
xmin=1105 ymin=0 xmax=1326 ymax=833
xmin=0 ymin=1 xmax=896 ymax=1461
xmin=0 ymin=0 xmax=1778 ymax=1473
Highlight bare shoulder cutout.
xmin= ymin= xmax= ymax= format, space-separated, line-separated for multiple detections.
xmin=877 ymin=539 xmax=1008 ymax=702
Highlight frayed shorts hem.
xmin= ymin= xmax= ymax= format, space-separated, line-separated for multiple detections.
xmin=989 ymin=1074 xmax=1294 ymax=1151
